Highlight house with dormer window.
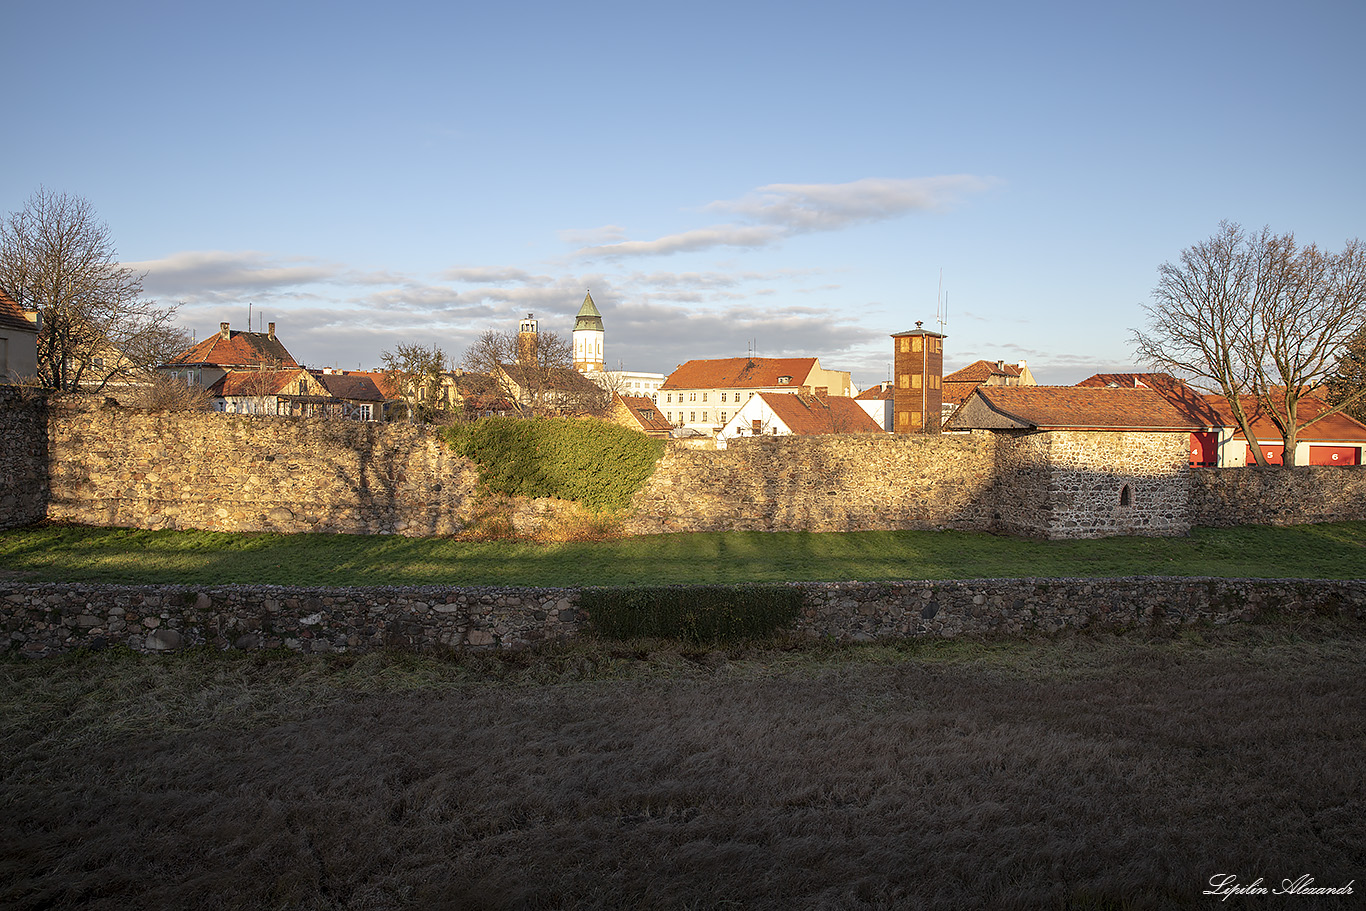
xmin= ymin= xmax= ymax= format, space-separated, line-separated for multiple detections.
xmin=658 ymin=356 xmax=855 ymax=435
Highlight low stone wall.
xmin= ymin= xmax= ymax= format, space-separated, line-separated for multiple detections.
xmin=6 ymin=578 xmax=1361 ymax=658
xmin=1189 ymin=465 xmax=1366 ymax=527
xmin=0 ymin=387 xmax=48 ymax=530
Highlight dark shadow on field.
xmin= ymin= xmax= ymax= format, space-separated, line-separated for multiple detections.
xmin=3 ymin=633 xmax=1363 ymax=910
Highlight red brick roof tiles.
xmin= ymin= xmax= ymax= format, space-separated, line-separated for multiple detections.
xmin=662 ymin=357 xmax=818 ymax=390
xmin=759 ymin=393 xmax=883 ymax=435
xmin=959 ymin=386 xmax=1206 ymax=431
xmin=617 ymin=394 xmax=672 ymax=433
xmin=0 ymin=292 xmax=36 ymax=333
xmin=944 ymin=359 xmax=1023 ymax=384
xmin=168 ymin=330 xmax=299 ymax=369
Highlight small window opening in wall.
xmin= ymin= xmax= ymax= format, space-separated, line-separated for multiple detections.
xmin=1119 ymin=484 xmax=1132 ymax=507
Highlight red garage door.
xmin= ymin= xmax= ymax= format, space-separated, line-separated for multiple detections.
xmin=1189 ymin=432 xmax=1217 ymax=466
xmin=1250 ymin=444 xmax=1283 ymax=465
xmin=1309 ymin=446 xmax=1361 ymax=466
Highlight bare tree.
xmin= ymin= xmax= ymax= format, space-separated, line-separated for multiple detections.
xmin=381 ymin=342 xmax=449 ymax=423
xmin=1133 ymin=222 xmax=1366 ymax=466
xmin=0 ymin=188 xmax=184 ymax=392
xmin=1326 ymin=326 xmax=1366 ymax=425
xmin=463 ymin=328 xmax=609 ymax=418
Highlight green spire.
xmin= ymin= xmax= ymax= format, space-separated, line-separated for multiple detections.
xmin=574 ymin=291 xmax=604 ymax=331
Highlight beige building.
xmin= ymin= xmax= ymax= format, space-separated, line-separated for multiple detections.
xmin=0 ymin=293 xmax=40 ymax=382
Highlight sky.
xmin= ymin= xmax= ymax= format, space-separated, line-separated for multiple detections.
xmin=4 ymin=0 xmax=1363 ymax=389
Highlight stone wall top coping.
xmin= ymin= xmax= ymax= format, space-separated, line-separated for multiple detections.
xmin=4 ymin=575 xmax=1363 ymax=597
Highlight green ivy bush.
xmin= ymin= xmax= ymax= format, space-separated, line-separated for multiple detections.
xmin=582 ymin=584 xmax=804 ymax=644
xmin=441 ymin=417 xmax=665 ymax=512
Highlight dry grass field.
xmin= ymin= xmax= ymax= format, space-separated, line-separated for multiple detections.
xmin=3 ymin=621 xmax=1363 ymax=910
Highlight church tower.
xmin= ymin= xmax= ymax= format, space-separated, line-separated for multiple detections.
xmin=517 ymin=313 xmax=539 ymax=364
xmin=572 ymin=291 xmax=605 ymax=373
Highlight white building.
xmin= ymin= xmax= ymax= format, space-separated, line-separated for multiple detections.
xmin=717 ymin=391 xmax=883 ymax=448
xmin=658 ymin=356 xmax=856 ymax=434
xmin=571 ymin=291 xmax=666 ymax=400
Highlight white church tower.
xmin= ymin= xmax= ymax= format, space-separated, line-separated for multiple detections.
xmin=573 ymin=291 xmax=605 ymax=373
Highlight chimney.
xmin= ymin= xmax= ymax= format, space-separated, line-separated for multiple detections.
xmin=268 ymin=322 xmax=276 ymax=339
xmin=996 ymin=360 xmax=1005 ymax=371
xmin=815 ymin=386 xmax=829 ymax=399
xmin=220 ymin=322 xmax=230 ymax=339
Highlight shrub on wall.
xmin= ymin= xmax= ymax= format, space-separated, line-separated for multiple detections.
xmin=441 ymin=417 xmax=664 ymax=512
xmin=582 ymin=584 xmax=803 ymax=643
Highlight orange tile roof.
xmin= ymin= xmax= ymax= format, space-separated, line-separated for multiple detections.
xmin=168 ymin=329 xmax=299 ymax=369
xmin=1076 ymin=372 xmax=1187 ymax=392
xmin=0 ymin=292 xmax=36 ymax=333
xmin=1188 ymin=393 xmax=1366 ymax=443
xmin=313 ymin=372 xmax=386 ymax=403
xmin=854 ymin=383 xmax=894 ymax=400
xmin=944 ymin=359 xmax=1023 ymax=384
xmin=617 ymin=394 xmax=672 ymax=433
xmin=662 ymin=357 xmax=818 ymax=390
xmin=956 ymin=386 xmax=1206 ymax=431
xmin=942 ymin=379 xmax=984 ymax=407
xmin=209 ymin=369 xmax=311 ymax=397
xmin=759 ymin=393 xmax=883 ymax=435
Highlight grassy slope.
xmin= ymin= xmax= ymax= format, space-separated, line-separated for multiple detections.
xmin=1 ymin=521 xmax=1365 ymax=586
xmin=2 ymin=626 xmax=1363 ymax=910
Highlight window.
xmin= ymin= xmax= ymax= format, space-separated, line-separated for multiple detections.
xmin=702 ymin=392 xmax=708 ymax=402
xmin=690 ymin=412 xmax=695 ymax=422
xmin=912 ymin=337 xmax=923 ymax=353
xmin=358 ymin=404 xmax=372 ymax=421
xmin=899 ymin=374 xmax=909 ymax=388
xmin=720 ymin=412 xmax=727 ymax=422
xmin=641 ymin=409 xmax=654 ymax=419
xmin=1119 ymin=484 xmax=1132 ymax=507
xmin=667 ymin=411 xmax=673 ymax=421
xmin=912 ymin=411 xmax=922 ymax=426
xmin=720 ymin=392 xmax=727 ymax=402
xmin=666 ymin=393 xmax=672 ymax=403
xmin=900 ymin=337 xmax=909 ymax=352
xmin=912 ymin=375 xmax=922 ymax=389
xmin=898 ymin=411 xmax=908 ymax=426
xmin=777 ymin=376 xmax=791 ymax=385
xmin=689 ymin=392 xmax=697 ymax=402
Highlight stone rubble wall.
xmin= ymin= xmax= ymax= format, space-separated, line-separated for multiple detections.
xmin=43 ymin=399 xmax=483 ymax=536
xmin=3 ymin=397 xmax=1366 ymax=541
xmin=0 ymin=387 xmax=48 ymax=531
xmin=1188 ymin=465 xmax=1366 ymax=527
xmin=624 ymin=432 xmax=1000 ymax=534
xmin=5 ymin=577 xmax=1362 ymax=658
xmin=993 ymin=431 xmax=1193 ymax=539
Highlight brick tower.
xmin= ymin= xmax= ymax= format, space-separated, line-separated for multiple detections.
xmin=891 ymin=322 xmax=945 ymax=433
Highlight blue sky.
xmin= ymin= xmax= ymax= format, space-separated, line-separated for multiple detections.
xmin=4 ymin=0 xmax=1363 ymax=388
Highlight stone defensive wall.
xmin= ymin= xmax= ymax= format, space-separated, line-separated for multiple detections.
xmin=4 ymin=577 xmax=1362 ymax=658
xmin=623 ymin=432 xmax=1000 ymax=534
xmin=0 ymin=387 xmax=49 ymax=531
xmin=2 ymin=395 xmax=1366 ymax=539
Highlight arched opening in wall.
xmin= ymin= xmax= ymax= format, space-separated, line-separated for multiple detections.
xmin=1118 ymin=483 xmax=1132 ymax=507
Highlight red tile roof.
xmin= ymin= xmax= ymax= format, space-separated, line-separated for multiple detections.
xmin=209 ymin=369 xmax=311 ymax=397
xmin=662 ymin=357 xmax=818 ymax=390
xmin=0 ymin=292 xmax=37 ymax=333
xmin=1076 ymin=372 xmax=1188 ymax=392
xmin=854 ymin=383 xmax=894 ymax=400
xmin=1189 ymin=393 xmax=1366 ymax=443
xmin=759 ymin=393 xmax=883 ymax=435
xmin=617 ymin=394 xmax=672 ymax=433
xmin=944 ymin=359 xmax=1023 ymax=384
xmin=314 ymin=372 xmax=385 ymax=403
xmin=950 ymin=386 xmax=1206 ymax=431
xmin=168 ymin=328 xmax=299 ymax=369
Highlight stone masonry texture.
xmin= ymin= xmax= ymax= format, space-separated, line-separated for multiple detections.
xmin=4 ymin=578 xmax=1362 ymax=658
xmin=1 ymin=395 xmax=1365 ymax=539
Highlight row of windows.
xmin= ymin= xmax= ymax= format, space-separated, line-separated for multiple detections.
xmin=664 ymin=390 xmax=756 ymax=404
xmin=899 ymin=373 xmax=942 ymax=389
xmin=899 ymin=336 xmax=944 ymax=354
xmin=666 ymin=411 xmax=730 ymax=425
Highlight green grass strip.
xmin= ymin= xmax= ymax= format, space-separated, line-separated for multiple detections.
xmin=2 ymin=522 xmax=1364 ymax=587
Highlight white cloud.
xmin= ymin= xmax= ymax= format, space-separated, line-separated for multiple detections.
xmin=574 ymin=175 xmax=997 ymax=260
xmin=126 ymin=250 xmax=345 ymax=298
